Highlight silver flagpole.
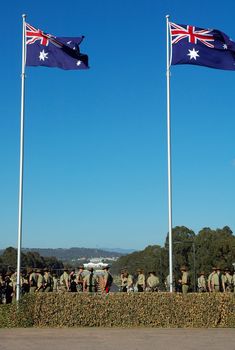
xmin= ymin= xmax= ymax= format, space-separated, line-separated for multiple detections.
xmin=16 ymin=14 xmax=27 ymax=302
xmin=166 ymin=15 xmax=173 ymax=293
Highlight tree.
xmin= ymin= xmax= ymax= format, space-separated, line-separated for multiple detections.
xmin=195 ymin=226 xmax=235 ymax=274
xmin=1 ymin=247 xmax=18 ymax=270
xmin=0 ymin=247 xmax=64 ymax=272
xmin=164 ymin=226 xmax=196 ymax=279
xmin=112 ymin=225 xmax=235 ymax=290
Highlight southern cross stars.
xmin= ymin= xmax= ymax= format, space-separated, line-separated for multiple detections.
xmin=38 ymin=48 xmax=82 ymax=66
xmin=39 ymin=50 xmax=48 ymax=61
xmin=187 ymin=42 xmax=228 ymax=62
xmin=187 ymin=48 xmax=200 ymax=60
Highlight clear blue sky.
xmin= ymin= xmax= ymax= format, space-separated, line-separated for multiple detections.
xmin=1 ymin=1 xmax=235 ymax=250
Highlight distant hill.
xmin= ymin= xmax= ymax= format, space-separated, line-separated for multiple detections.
xmin=19 ymin=247 xmax=123 ymax=261
xmin=101 ymin=248 xmax=136 ymax=254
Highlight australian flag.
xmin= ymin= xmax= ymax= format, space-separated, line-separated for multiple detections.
xmin=170 ymin=22 xmax=235 ymax=70
xmin=25 ymin=23 xmax=89 ymax=70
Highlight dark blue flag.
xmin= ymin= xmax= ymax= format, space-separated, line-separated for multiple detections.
xmin=170 ymin=22 xmax=235 ymax=70
xmin=25 ymin=23 xmax=89 ymax=70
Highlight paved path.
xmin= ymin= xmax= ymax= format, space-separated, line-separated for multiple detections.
xmin=1 ymin=328 xmax=235 ymax=350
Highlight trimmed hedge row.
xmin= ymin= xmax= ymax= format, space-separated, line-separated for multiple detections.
xmin=0 ymin=294 xmax=34 ymax=328
xmin=0 ymin=293 xmax=234 ymax=328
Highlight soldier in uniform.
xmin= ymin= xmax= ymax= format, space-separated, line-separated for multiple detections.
xmin=60 ymin=268 xmax=70 ymax=292
xmin=43 ymin=268 xmax=53 ymax=292
xmin=126 ymin=272 xmax=134 ymax=292
xmin=146 ymin=271 xmax=160 ymax=292
xmin=29 ymin=269 xmax=37 ymax=293
xmin=179 ymin=266 xmax=189 ymax=294
xmin=197 ymin=271 xmax=207 ymax=292
xmin=10 ymin=270 xmax=17 ymax=301
xmin=207 ymin=267 xmax=216 ymax=292
xmin=21 ymin=270 xmax=30 ymax=294
xmin=136 ymin=269 xmax=145 ymax=292
xmin=83 ymin=267 xmax=98 ymax=293
xmin=224 ymin=268 xmax=233 ymax=292
xmin=52 ymin=272 xmax=59 ymax=292
xmin=36 ymin=269 xmax=44 ymax=292
xmin=211 ymin=267 xmax=225 ymax=292
xmin=76 ymin=265 xmax=85 ymax=292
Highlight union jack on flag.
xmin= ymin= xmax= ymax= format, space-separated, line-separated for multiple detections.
xmin=25 ymin=22 xmax=89 ymax=70
xmin=26 ymin=23 xmax=53 ymax=46
xmin=170 ymin=21 xmax=235 ymax=71
xmin=170 ymin=23 xmax=214 ymax=48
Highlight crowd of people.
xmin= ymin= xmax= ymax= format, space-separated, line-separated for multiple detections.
xmin=0 ymin=264 xmax=235 ymax=304
xmin=0 ymin=265 xmax=113 ymax=304
xmin=120 ymin=266 xmax=235 ymax=294
xmin=167 ymin=265 xmax=235 ymax=294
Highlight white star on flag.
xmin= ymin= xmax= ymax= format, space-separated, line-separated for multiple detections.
xmin=77 ymin=60 xmax=82 ymax=66
xmin=223 ymin=44 xmax=228 ymax=49
xmin=187 ymin=48 xmax=200 ymax=60
xmin=39 ymin=50 xmax=49 ymax=61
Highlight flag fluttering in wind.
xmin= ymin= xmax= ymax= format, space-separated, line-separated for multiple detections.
xmin=25 ymin=23 xmax=89 ymax=70
xmin=170 ymin=22 xmax=235 ymax=70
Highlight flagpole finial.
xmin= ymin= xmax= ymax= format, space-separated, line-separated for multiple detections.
xmin=22 ymin=14 xmax=26 ymax=19
xmin=166 ymin=15 xmax=170 ymax=19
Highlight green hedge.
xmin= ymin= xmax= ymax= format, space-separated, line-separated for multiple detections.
xmin=0 ymin=293 xmax=234 ymax=328
xmin=0 ymin=294 xmax=34 ymax=328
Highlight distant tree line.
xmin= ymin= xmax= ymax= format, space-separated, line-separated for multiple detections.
xmin=0 ymin=247 xmax=64 ymax=272
xmin=111 ymin=226 xmax=235 ymax=287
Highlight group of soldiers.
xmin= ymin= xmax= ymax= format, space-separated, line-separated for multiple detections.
xmin=120 ymin=269 xmax=161 ymax=292
xmin=173 ymin=265 xmax=235 ymax=294
xmin=197 ymin=266 xmax=235 ymax=293
xmin=120 ymin=266 xmax=235 ymax=294
xmin=0 ymin=265 xmax=113 ymax=304
xmin=1 ymin=264 xmax=235 ymax=303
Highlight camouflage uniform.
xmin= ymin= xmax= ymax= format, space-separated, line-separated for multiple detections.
xmin=136 ymin=271 xmax=145 ymax=292
xmin=211 ymin=269 xmax=225 ymax=292
xmin=43 ymin=270 xmax=53 ymax=292
xmin=36 ymin=270 xmax=44 ymax=292
xmin=224 ymin=270 xmax=233 ymax=292
xmin=207 ymin=268 xmax=216 ymax=292
xmin=197 ymin=273 xmax=207 ymax=292
xmin=21 ymin=273 xmax=29 ymax=294
xmin=127 ymin=274 xmax=134 ymax=292
xmin=179 ymin=267 xmax=189 ymax=294
xmin=29 ymin=270 xmax=37 ymax=293
xmin=52 ymin=275 xmax=58 ymax=292
xmin=76 ymin=267 xmax=85 ymax=292
xmin=146 ymin=273 xmax=159 ymax=292
xmin=10 ymin=272 xmax=17 ymax=300
xmin=60 ymin=270 xmax=70 ymax=292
